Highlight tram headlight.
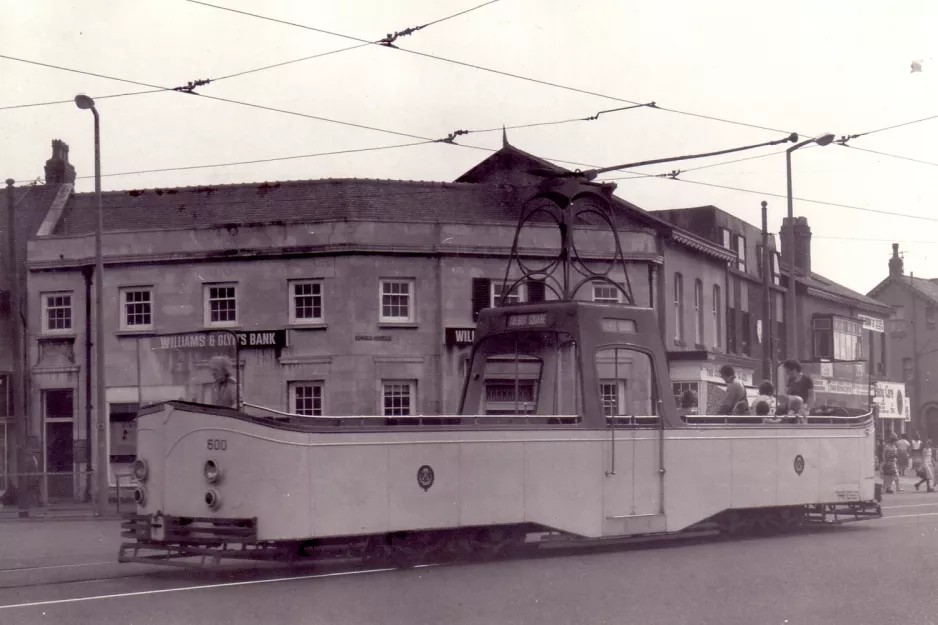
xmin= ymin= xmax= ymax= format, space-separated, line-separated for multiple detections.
xmin=203 ymin=459 xmax=222 ymax=483
xmin=205 ymin=490 xmax=221 ymax=511
xmin=133 ymin=486 xmax=147 ymax=506
xmin=132 ymin=458 xmax=149 ymax=482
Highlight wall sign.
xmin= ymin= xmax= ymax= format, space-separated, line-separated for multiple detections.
xmin=150 ymin=330 xmax=287 ymax=351
xmin=355 ymin=335 xmax=392 ymax=342
xmin=445 ymin=327 xmax=475 ymax=346
xmin=858 ymin=314 xmax=885 ymax=334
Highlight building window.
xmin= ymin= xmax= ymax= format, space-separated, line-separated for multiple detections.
xmin=674 ymin=273 xmax=684 ymax=343
xmin=592 ymin=282 xmax=622 ymax=304
xmin=927 ymin=305 xmax=936 ymax=330
xmin=382 ymin=381 xmax=414 ymax=416
xmin=712 ymin=285 xmax=722 ymax=349
xmin=290 ymin=281 xmax=323 ymax=324
xmin=720 ymin=228 xmax=731 ymax=249
xmin=204 ymin=284 xmax=237 ymax=327
xmin=772 ymin=252 xmax=781 ymax=285
xmin=741 ymin=311 xmax=752 ymax=356
xmin=694 ymin=280 xmax=704 ymax=346
xmin=120 ymin=288 xmax=153 ymax=331
xmin=380 ymin=279 xmax=414 ymax=323
xmin=813 ymin=315 xmax=862 ymax=361
xmin=42 ymin=292 xmax=73 ymax=333
xmin=735 ymin=235 xmax=746 ymax=272
xmin=599 ymin=380 xmax=626 ymax=416
xmin=491 ymin=281 xmax=527 ymax=307
xmin=903 ymin=358 xmax=914 ymax=382
xmin=290 ymin=382 xmax=323 ymax=416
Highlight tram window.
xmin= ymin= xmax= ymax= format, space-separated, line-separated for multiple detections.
xmin=595 ymin=347 xmax=657 ymax=417
xmin=481 ymin=356 xmax=542 ymax=415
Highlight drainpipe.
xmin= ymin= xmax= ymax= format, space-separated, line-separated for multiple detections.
xmin=82 ymin=265 xmax=93 ymax=502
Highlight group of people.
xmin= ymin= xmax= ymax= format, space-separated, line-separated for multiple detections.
xmin=677 ymin=359 xmax=815 ymax=422
xmin=879 ymin=432 xmax=937 ymax=493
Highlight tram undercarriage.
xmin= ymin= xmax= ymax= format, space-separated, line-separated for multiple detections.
xmin=118 ymin=499 xmax=882 ymax=570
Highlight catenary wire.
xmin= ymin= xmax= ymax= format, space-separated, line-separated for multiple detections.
xmin=184 ymin=0 xmax=799 ymax=136
xmin=0 ymin=1 xmax=500 ymax=109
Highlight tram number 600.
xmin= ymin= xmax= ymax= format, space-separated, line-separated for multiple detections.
xmin=206 ymin=439 xmax=228 ymax=451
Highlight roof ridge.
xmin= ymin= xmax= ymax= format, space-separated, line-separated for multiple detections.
xmin=71 ymin=177 xmax=490 ymax=197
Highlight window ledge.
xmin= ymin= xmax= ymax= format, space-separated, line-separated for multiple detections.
xmin=289 ymin=323 xmax=327 ymax=331
xmin=116 ymin=329 xmax=156 ymax=337
xmin=378 ymin=322 xmax=419 ymax=329
xmin=39 ymin=333 xmax=77 ymax=340
xmin=202 ymin=325 xmax=242 ymax=331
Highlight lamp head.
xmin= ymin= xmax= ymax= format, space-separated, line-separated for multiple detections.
xmin=74 ymin=94 xmax=95 ymax=110
xmin=814 ymin=133 xmax=836 ymax=147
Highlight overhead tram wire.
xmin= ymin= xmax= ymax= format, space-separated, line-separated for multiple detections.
xmin=613 ymin=171 xmax=938 ymax=224
xmin=184 ymin=0 xmax=800 ymax=137
xmin=0 ymin=1 xmax=500 ymax=110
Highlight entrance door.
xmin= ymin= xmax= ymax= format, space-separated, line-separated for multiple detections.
xmin=43 ymin=389 xmax=74 ymax=501
xmin=597 ymin=346 xmax=665 ymax=535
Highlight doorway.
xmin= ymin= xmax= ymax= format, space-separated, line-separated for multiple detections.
xmin=43 ymin=389 xmax=74 ymax=501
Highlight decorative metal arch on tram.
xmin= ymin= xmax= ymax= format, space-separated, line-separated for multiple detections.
xmin=498 ymin=178 xmax=635 ymax=307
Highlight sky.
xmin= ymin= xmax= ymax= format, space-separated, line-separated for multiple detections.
xmin=3 ymin=0 xmax=938 ymax=295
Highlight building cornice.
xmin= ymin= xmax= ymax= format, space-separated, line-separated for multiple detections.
xmin=27 ymin=243 xmax=664 ymax=271
xmin=669 ymin=230 xmax=736 ymax=262
xmin=804 ymin=286 xmax=893 ymax=315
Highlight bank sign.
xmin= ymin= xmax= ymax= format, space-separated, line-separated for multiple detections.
xmin=149 ymin=330 xmax=288 ymax=351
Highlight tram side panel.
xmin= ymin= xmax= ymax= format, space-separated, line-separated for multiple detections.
xmin=663 ymin=425 xmax=876 ymax=532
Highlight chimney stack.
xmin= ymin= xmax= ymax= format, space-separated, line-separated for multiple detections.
xmin=780 ymin=216 xmax=812 ymax=275
xmin=43 ymin=139 xmax=76 ymax=185
xmin=889 ymin=243 xmax=904 ymax=278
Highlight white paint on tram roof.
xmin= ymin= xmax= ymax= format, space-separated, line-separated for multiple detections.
xmin=0 ymin=567 xmax=398 ymax=610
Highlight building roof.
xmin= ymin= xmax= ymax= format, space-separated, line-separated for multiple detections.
xmin=49 ymin=178 xmax=536 ymax=236
xmin=799 ymin=270 xmax=893 ymax=314
xmin=868 ymin=274 xmax=938 ymax=307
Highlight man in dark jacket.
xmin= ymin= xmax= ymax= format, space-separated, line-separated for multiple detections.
xmin=717 ymin=364 xmax=748 ymax=416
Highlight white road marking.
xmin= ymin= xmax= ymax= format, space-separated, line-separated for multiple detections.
xmin=0 ymin=567 xmax=397 ymax=610
xmin=874 ymin=512 xmax=938 ymax=521
xmin=0 ymin=561 xmax=115 ymax=574
xmin=882 ymin=502 xmax=938 ymax=510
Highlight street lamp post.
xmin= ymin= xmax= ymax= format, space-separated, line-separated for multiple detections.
xmin=74 ymin=94 xmax=108 ymax=517
xmin=784 ymin=133 xmax=835 ymax=362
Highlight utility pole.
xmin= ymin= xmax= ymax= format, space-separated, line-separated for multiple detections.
xmin=761 ymin=201 xmax=772 ymax=386
xmin=6 ymin=179 xmax=28 ymax=518
xmin=911 ymin=271 xmax=920 ymax=438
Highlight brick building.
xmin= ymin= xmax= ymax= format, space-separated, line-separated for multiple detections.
xmin=655 ymin=206 xmax=900 ymax=423
xmin=11 ymin=138 xmax=732 ymax=500
xmin=868 ymin=244 xmax=938 ymax=436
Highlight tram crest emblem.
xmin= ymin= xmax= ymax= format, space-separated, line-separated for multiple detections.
xmin=794 ymin=455 xmax=805 ymax=475
xmin=417 ymin=465 xmax=435 ymax=492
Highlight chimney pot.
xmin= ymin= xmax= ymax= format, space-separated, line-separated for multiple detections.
xmin=889 ymin=243 xmax=904 ymax=278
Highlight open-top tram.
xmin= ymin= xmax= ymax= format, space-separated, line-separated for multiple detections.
xmin=119 ymin=299 xmax=881 ymax=568
xmin=119 ymin=178 xmax=881 ymax=569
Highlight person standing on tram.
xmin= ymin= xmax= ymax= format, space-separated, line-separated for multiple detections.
xmin=717 ymin=365 xmax=748 ymax=416
xmin=782 ymin=359 xmax=816 ymax=414
xmin=209 ymin=356 xmax=239 ymax=409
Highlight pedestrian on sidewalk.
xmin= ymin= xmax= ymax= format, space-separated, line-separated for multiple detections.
xmin=897 ymin=434 xmax=911 ymax=476
xmin=914 ymin=439 xmax=935 ymax=492
xmin=882 ymin=434 xmax=901 ymax=493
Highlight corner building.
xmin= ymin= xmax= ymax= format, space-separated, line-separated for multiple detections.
xmin=21 ymin=140 xmax=729 ymax=496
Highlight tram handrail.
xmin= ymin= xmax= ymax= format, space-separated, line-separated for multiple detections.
xmin=682 ymin=409 xmax=874 ymax=425
xmin=240 ymin=402 xmax=581 ymax=424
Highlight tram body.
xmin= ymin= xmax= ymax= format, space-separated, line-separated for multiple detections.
xmin=121 ymin=301 xmax=880 ymax=566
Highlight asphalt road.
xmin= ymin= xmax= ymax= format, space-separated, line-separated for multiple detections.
xmin=1 ymin=492 xmax=937 ymax=625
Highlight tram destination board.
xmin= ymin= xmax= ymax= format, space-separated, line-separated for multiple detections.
xmin=507 ymin=313 xmax=548 ymax=328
